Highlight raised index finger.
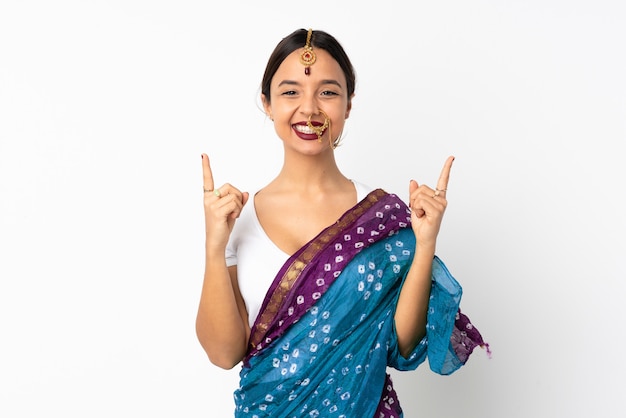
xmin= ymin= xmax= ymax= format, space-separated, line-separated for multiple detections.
xmin=201 ymin=153 xmax=215 ymax=191
xmin=436 ymin=155 xmax=455 ymax=192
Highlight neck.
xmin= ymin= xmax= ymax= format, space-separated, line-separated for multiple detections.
xmin=270 ymin=149 xmax=349 ymax=193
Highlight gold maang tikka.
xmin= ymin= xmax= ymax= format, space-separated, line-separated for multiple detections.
xmin=300 ymin=28 xmax=316 ymax=76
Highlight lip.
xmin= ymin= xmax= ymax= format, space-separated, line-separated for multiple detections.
xmin=292 ymin=121 xmax=325 ymax=141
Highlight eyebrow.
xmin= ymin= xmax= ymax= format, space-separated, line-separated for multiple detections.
xmin=277 ymin=79 xmax=344 ymax=89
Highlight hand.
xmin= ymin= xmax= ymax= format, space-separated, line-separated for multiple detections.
xmin=201 ymin=154 xmax=249 ymax=252
xmin=408 ymin=156 xmax=454 ymax=248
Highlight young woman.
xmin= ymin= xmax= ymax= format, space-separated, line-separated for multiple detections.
xmin=196 ymin=28 xmax=488 ymax=417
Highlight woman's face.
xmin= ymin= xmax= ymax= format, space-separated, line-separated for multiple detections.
xmin=262 ymin=48 xmax=352 ymax=153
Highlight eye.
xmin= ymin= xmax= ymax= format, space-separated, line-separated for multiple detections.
xmin=321 ymin=90 xmax=339 ymax=96
xmin=281 ymin=90 xmax=297 ymax=96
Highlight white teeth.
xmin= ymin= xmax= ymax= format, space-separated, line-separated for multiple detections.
xmin=294 ymin=124 xmax=316 ymax=134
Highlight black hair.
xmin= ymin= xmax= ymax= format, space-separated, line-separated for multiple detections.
xmin=261 ymin=29 xmax=356 ymax=104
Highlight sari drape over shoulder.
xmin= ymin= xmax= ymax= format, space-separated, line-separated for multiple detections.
xmin=234 ymin=190 xmax=488 ymax=418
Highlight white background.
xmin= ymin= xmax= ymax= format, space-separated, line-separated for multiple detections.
xmin=1 ymin=1 xmax=625 ymax=417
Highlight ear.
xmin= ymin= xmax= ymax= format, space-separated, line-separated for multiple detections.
xmin=345 ymin=94 xmax=354 ymax=119
xmin=261 ymin=94 xmax=272 ymax=119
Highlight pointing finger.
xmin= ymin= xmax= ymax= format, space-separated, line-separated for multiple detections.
xmin=408 ymin=179 xmax=418 ymax=207
xmin=436 ymin=156 xmax=455 ymax=193
xmin=201 ymin=153 xmax=215 ymax=192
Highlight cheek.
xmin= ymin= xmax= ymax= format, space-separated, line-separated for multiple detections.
xmin=271 ymin=102 xmax=294 ymax=118
xmin=330 ymin=111 xmax=348 ymax=126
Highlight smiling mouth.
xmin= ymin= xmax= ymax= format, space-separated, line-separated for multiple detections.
xmin=293 ymin=123 xmax=325 ymax=141
xmin=293 ymin=124 xmax=318 ymax=134
xmin=293 ymin=110 xmax=330 ymax=142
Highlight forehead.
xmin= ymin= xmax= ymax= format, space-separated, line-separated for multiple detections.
xmin=271 ymin=48 xmax=346 ymax=87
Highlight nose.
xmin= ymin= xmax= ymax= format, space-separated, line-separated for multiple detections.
xmin=299 ymin=93 xmax=320 ymax=118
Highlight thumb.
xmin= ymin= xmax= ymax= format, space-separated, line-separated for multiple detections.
xmin=409 ymin=179 xmax=418 ymax=195
xmin=408 ymin=179 xmax=419 ymax=210
xmin=229 ymin=191 xmax=250 ymax=220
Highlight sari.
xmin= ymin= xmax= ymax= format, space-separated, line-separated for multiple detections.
xmin=234 ymin=189 xmax=488 ymax=417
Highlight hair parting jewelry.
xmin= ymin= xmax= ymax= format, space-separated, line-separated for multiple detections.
xmin=300 ymin=28 xmax=316 ymax=76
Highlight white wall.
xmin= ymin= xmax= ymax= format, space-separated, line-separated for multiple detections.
xmin=1 ymin=1 xmax=624 ymax=417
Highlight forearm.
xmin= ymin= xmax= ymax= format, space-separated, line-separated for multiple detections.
xmin=394 ymin=244 xmax=435 ymax=358
xmin=196 ymin=252 xmax=249 ymax=369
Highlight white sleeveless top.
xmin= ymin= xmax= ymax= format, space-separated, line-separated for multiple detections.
xmin=225 ymin=181 xmax=374 ymax=328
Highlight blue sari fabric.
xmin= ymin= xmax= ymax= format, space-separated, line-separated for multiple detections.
xmin=234 ymin=190 xmax=486 ymax=417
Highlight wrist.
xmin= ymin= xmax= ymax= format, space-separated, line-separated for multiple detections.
xmin=205 ymin=243 xmax=227 ymax=260
xmin=412 ymin=243 xmax=436 ymax=264
xmin=415 ymin=240 xmax=436 ymax=254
